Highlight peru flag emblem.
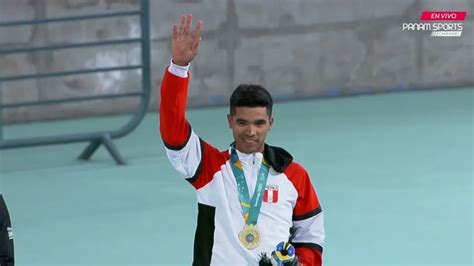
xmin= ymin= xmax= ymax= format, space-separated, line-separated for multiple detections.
xmin=263 ymin=185 xmax=279 ymax=203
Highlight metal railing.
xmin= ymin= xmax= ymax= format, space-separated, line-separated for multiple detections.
xmin=0 ymin=0 xmax=151 ymax=165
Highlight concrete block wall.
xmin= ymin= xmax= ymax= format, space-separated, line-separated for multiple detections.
xmin=0 ymin=0 xmax=472 ymax=123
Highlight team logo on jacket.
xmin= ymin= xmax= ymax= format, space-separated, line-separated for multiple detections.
xmin=263 ymin=185 xmax=279 ymax=203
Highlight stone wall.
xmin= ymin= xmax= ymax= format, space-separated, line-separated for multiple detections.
xmin=0 ymin=0 xmax=472 ymax=123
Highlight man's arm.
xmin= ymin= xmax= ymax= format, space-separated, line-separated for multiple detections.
xmin=285 ymin=163 xmax=325 ymax=266
xmin=160 ymin=14 xmax=201 ymax=148
xmin=159 ymin=15 xmax=227 ymax=190
xmin=159 ymin=14 xmax=202 ymax=180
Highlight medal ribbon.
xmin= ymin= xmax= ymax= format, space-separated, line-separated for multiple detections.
xmin=230 ymin=148 xmax=270 ymax=226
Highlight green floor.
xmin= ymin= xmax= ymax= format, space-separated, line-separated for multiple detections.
xmin=1 ymin=88 xmax=472 ymax=265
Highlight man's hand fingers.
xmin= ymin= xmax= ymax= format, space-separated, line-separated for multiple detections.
xmin=192 ymin=37 xmax=202 ymax=54
xmin=179 ymin=15 xmax=186 ymax=35
xmin=172 ymin=24 xmax=178 ymax=39
xmin=184 ymin=14 xmax=192 ymax=35
xmin=171 ymin=14 xmax=201 ymax=65
xmin=193 ymin=20 xmax=202 ymax=37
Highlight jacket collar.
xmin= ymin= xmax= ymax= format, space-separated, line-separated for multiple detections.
xmin=229 ymin=142 xmax=293 ymax=173
xmin=263 ymin=143 xmax=293 ymax=173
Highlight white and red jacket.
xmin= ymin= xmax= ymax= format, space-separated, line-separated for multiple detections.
xmin=159 ymin=62 xmax=325 ymax=265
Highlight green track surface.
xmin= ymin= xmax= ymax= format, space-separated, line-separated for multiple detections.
xmin=1 ymin=88 xmax=472 ymax=265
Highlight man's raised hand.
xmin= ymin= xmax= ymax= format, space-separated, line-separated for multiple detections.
xmin=171 ymin=14 xmax=202 ymax=66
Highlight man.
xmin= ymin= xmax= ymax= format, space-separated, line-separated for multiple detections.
xmin=160 ymin=14 xmax=325 ymax=265
xmin=0 ymin=194 xmax=14 ymax=266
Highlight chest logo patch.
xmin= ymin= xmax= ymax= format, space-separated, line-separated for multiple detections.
xmin=263 ymin=185 xmax=279 ymax=203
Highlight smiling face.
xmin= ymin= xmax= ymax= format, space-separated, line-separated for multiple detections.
xmin=228 ymin=106 xmax=273 ymax=154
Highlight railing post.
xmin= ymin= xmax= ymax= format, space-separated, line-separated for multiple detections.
xmin=101 ymin=133 xmax=126 ymax=165
xmin=140 ymin=0 xmax=151 ymax=107
xmin=78 ymin=139 xmax=102 ymax=161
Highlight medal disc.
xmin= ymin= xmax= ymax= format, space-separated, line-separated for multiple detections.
xmin=238 ymin=224 xmax=261 ymax=250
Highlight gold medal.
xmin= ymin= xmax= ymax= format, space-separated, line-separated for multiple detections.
xmin=238 ymin=224 xmax=261 ymax=250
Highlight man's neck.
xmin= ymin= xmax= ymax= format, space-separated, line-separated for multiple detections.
xmin=235 ymin=147 xmax=265 ymax=155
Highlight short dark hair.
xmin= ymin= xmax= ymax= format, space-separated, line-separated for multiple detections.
xmin=229 ymin=84 xmax=273 ymax=116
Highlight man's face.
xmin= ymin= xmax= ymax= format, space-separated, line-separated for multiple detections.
xmin=227 ymin=107 xmax=273 ymax=154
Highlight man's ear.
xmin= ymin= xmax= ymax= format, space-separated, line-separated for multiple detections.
xmin=269 ymin=116 xmax=274 ymax=129
xmin=227 ymin=114 xmax=232 ymax=129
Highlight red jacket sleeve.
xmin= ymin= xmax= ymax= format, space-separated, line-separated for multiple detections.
xmin=296 ymin=247 xmax=322 ymax=266
xmin=285 ymin=162 xmax=324 ymax=266
xmin=159 ymin=68 xmax=192 ymax=149
xmin=159 ymin=68 xmax=229 ymax=190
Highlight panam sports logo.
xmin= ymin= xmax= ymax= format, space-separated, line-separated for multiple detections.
xmin=402 ymin=11 xmax=468 ymax=37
